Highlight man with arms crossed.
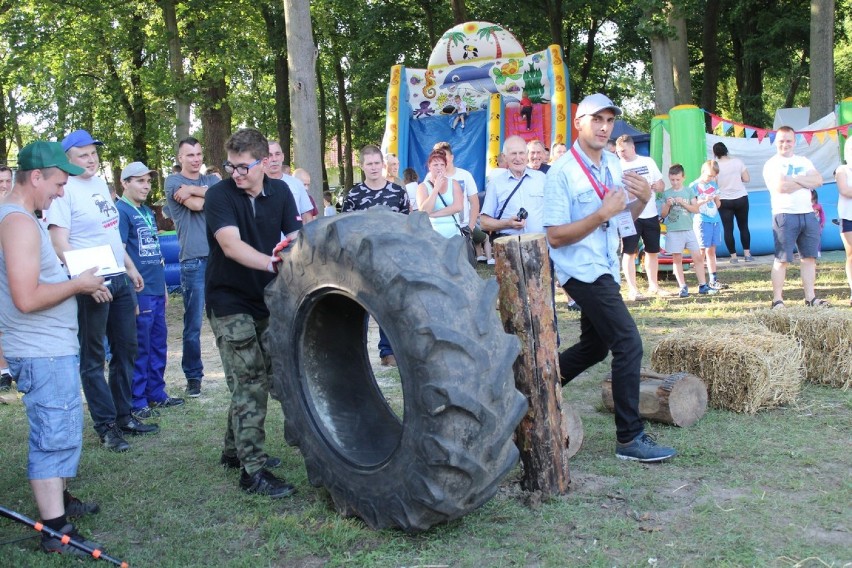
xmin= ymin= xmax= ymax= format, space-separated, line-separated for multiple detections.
xmin=166 ymin=137 xmax=220 ymax=397
xmin=206 ymin=128 xmax=302 ymax=497
xmin=1 ymin=141 xmax=111 ymax=556
xmin=763 ymin=126 xmax=825 ymax=308
xmin=544 ymin=94 xmax=676 ymax=462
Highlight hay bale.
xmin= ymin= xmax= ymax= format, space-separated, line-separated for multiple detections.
xmin=753 ymin=308 xmax=852 ymax=390
xmin=650 ymin=324 xmax=804 ymax=414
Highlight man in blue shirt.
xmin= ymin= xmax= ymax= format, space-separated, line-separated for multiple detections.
xmin=543 ymin=94 xmax=676 ymax=463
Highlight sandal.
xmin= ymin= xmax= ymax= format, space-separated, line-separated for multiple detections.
xmin=804 ymin=298 xmax=830 ymax=307
xmin=771 ymin=300 xmax=785 ymax=309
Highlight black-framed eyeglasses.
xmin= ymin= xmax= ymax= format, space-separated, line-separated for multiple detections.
xmin=222 ymin=158 xmax=262 ymax=176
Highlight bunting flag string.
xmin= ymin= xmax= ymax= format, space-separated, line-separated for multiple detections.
xmin=704 ymin=110 xmax=851 ymax=145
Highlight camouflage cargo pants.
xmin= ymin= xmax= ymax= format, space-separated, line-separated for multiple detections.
xmin=209 ymin=312 xmax=272 ymax=476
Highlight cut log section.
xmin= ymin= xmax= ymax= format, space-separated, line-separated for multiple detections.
xmin=602 ymin=369 xmax=707 ymax=427
xmin=494 ymin=233 xmax=570 ymax=495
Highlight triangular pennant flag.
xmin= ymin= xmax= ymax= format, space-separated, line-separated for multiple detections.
xmin=795 ymin=133 xmax=805 ymax=145
xmin=711 ymin=115 xmax=721 ymax=130
xmin=768 ymin=131 xmax=777 ymax=144
xmin=733 ymin=124 xmax=744 ymax=137
xmin=744 ymin=127 xmax=755 ymax=139
xmin=840 ymin=125 xmax=850 ymax=137
xmin=828 ymin=129 xmax=838 ymax=141
xmin=756 ymin=128 xmax=768 ymax=143
xmin=802 ymin=132 xmax=814 ymax=144
xmin=721 ymin=121 xmax=733 ymax=134
xmin=814 ymin=131 xmax=826 ymax=144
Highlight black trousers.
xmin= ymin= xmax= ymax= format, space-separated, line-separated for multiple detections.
xmin=719 ymin=195 xmax=751 ymax=253
xmin=559 ymin=275 xmax=643 ymax=443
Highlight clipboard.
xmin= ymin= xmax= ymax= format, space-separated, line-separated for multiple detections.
xmin=64 ymin=245 xmax=126 ymax=281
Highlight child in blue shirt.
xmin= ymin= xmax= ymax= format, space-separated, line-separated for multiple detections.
xmin=689 ymin=160 xmax=725 ymax=290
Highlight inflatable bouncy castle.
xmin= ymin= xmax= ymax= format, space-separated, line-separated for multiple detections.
xmin=382 ymin=21 xmax=571 ymax=189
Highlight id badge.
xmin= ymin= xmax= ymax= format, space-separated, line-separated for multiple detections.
xmin=614 ymin=210 xmax=636 ymax=237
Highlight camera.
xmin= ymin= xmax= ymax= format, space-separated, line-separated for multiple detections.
xmin=516 ymin=208 xmax=528 ymax=220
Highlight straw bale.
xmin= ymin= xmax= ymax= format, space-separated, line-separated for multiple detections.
xmin=753 ymin=308 xmax=852 ymax=390
xmin=650 ymin=324 xmax=804 ymax=414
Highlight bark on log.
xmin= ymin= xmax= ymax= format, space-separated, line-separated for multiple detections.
xmin=602 ymin=369 xmax=707 ymax=427
xmin=562 ymin=403 xmax=584 ymax=459
xmin=494 ymin=233 xmax=570 ymax=495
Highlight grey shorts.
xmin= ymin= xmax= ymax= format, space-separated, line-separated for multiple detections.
xmin=773 ymin=212 xmax=820 ymax=261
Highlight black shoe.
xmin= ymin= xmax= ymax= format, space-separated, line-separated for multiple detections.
xmin=221 ymin=453 xmax=282 ymax=470
xmin=64 ymin=492 xmax=100 ymax=519
xmin=0 ymin=371 xmax=12 ymax=392
xmin=239 ymin=468 xmax=296 ymax=498
xmin=186 ymin=379 xmax=201 ymax=398
xmin=153 ymin=396 xmax=185 ymax=409
xmin=41 ymin=523 xmax=102 ymax=557
xmin=118 ymin=417 xmax=159 ymax=436
xmin=132 ymin=406 xmax=160 ymax=420
xmin=100 ymin=425 xmax=130 ymax=452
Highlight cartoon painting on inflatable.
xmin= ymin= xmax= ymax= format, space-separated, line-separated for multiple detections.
xmin=382 ymin=21 xmax=570 ymax=190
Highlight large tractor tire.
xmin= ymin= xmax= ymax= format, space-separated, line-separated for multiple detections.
xmin=264 ymin=209 xmax=527 ymax=532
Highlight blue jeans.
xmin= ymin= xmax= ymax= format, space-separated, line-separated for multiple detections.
xmin=77 ymin=274 xmax=138 ymax=434
xmin=558 ymin=275 xmax=643 ymax=443
xmin=132 ymin=295 xmax=168 ymax=409
xmin=9 ymin=355 xmax=83 ymax=479
xmin=180 ymin=257 xmax=206 ymax=381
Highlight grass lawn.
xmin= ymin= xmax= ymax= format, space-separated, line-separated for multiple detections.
xmin=0 ymin=252 xmax=849 ymax=567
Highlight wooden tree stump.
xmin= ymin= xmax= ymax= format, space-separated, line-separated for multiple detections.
xmin=494 ymin=233 xmax=570 ymax=495
xmin=602 ymin=369 xmax=708 ymax=427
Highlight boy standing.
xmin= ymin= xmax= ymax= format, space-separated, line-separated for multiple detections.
xmin=117 ymin=162 xmax=185 ymax=420
xmin=690 ymin=160 xmax=725 ymax=290
xmin=451 ymin=95 xmax=467 ymax=130
xmin=659 ymin=164 xmax=716 ymax=297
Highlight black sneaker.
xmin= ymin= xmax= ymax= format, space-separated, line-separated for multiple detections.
xmin=118 ymin=417 xmax=160 ymax=436
xmin=239 ymin=468 xmax=296 ymax=498
xmin=132 ymin=406 xmax=160 ymax=420
xmin=186 ymin=379 xmax=201 ymax=398
xmin=100 ymin=425 xmax=130 ymax=452
xmin=153 ymin=396 xmax=186 ymax=409
xmin=41 ymin=523 xmax=102 ymax=557
xmin=64 ymin=492 xmax=100 ymax=519
xmin=0 ymin=371 xmax=12 ymax=392
xmin=221 ymin=453 xmax=282 ymax=469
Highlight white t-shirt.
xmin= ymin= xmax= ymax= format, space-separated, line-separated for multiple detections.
xmin=620 ymin=155 xmax=663 ymax=219
xmin=763 ymin=154 xmax=816 ymax=215
xmin=448 ymin=167 xmax=478 ymax=225
xmin=716 ymin=157 xmax=748 ymax=200
xmin=405 ymin=181 xmax=419 ymax=211
xmin=279 ymin=173 xmax=313 ymax=215
xmin=839 ymin=167 xmax=852 ymax=221
xmin=46 ymin=175 xmax=125 ymax=269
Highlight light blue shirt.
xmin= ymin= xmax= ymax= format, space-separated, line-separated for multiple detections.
xmin=543 ymin=142 xmax=624 ymax=285
xmin=482 ymin=167 xmax=546 ymax=235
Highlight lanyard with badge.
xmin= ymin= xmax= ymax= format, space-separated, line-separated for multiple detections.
xmin=120 ymin=196 xmax=162 ymax=265
xmin=570 ymin=148 xmax=636 ymax=237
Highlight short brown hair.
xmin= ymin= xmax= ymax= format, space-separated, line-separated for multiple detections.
xmin=225 ymin=128 xmax=269 ymax=160
xmin=432 ymin=141 xmax=452 ymax=156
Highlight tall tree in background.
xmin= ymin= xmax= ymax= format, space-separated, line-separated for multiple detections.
xmin=809 ymin=0 xmax=836 ymax=122
xmin=260 ymin=2 xmax=292 ymax=163
xmin=284 ymin=0 xmax=323 ymax=210
xmin=158 ymin=0 xmax=191 ymax=144
xmin=451 ymin=0 xmax=467 ymax=24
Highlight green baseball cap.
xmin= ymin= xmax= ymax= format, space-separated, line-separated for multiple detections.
xmin=18 ymin=141 xmax=85 ymax=175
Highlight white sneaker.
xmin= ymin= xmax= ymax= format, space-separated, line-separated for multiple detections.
xmin=487 ymin=258 xmax=495 ymax=265
xmin=476 ymin=255 xmax=487 ymax=262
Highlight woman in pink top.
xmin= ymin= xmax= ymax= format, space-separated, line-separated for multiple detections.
xmin=713 ymin=142 xmax=753 ymax=262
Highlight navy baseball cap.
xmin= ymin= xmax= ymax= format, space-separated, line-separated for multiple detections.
xmin=61 ymin=129 xmax=104 ymax=152
xmin=18 ymin=141 xmax=85 ymax=175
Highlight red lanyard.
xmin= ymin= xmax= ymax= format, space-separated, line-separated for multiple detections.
xmin=571 ymin=147 xmax=610 ymax=200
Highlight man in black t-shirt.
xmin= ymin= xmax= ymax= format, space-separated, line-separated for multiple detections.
xmin=205 ymin=128 xmax=302 ymax=498
xmin=341 ymin=145 xmax=409 ymax=367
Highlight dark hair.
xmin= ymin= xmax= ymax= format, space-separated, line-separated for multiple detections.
xmin=426 ymin=149 xmax=447 ymax=169
xmin=0 ymin=165 xmax=11 ymax=174
xmin=432 ymin=141 xmax=452 ymax=155
xmin=777 ymin=125 xmax=795 ymax=135
xmin=359 ymin=144 xmax=382 ymax=164
xmin=225 ymin=128 xmax=269 ymax=161
xmin=178 ymin=137 xmax=201 ymax=150
xmin=402 ymin=167 xmax=418 ymax=184
xmin=712 ymin=142 xmax=729 ymax=159
xmin=811 ymin=189 xmax=819 ymax=203
xmin=668 ymin=163 xmax=685 ymax=176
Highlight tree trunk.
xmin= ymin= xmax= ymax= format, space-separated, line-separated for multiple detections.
xmin=668 ymin=10 xmax=691 ymax=105
xmin=334 ymin=53 xmax=354 ymax=189
xmin=316 ymin=54 xmax=329 ymax=194
xmin=260 ymin=3 xmax=292 ymax=163
xmin=700 ymin=0 xmax=722 ymax=130
xmin=0 ymin=82 xmax=7 ymax=163
xmin=602 ymin=370 xmax=707 ymax=427
xmin=809 ymin=0 xmax=835 ymax=122
xmin=575 ymin=19 xmax=601 ymax=100
xmin=418 ymin=0 xmax=438 ymax=47
xmin=159 ymin=0 xmax=191 ymax=144
xmin=283 ymin=0 xmax=323 ymax=212
xmin=785 ymin=49 xmax=809 ymax=109
xmin=199 ymin=71 xmax=231 ymax=172
xmin=649 ymin=34 xmax=676 ymax=115
xmin=450 ymin=0 xmax=467 ymax=24
xmin=545 ymin=0 xmax=564 ymax=50
xmin=732 ymin=24 xmax=768 ymax=126
xmin=493 ymin=234 xmax=570 ymax=495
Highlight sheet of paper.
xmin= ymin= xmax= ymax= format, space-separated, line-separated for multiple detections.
xmin=64 ymin=245 xmax=125 ymax=278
